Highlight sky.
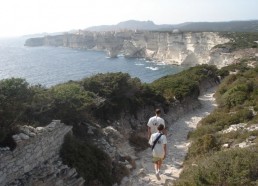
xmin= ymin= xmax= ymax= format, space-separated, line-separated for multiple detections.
xmin=0 ymin=0 xmax=258 ymax=37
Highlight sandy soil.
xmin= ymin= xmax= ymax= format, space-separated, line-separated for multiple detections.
xmin=120 ymin=87 xmax=218 ymax=186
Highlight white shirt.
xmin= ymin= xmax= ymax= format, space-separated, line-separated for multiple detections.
xmin=147 ymin=116 xmax=165 ymax=134
xmin=149 ymin=132 xmax=167 ymax=158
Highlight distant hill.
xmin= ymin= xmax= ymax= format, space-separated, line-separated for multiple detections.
xmin=174 ymin=21 xmax=258 ymax=32
xmin=86 ymin=20 xmax=258 ymax=32
xmin=86 ymin=20 xmax=169 ymax=31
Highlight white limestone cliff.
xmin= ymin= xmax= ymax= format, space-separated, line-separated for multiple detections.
xmin=129 ymin=32 xmax=230 ymax=66
xmin=25 ymin=31 xmax=232 ymax=67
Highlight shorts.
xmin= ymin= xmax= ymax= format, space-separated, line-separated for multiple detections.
xmin=152 ymin=156 xmax=163 ymax=163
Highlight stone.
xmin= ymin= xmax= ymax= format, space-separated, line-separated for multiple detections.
xmin=246 ymin=136 xmax=256 ymax=142
xmin=48 ymin=122 xmax=57 ymax=128
xmin=52 ymin=120 xmax=61 ymax=125
xmin=126 ymin=164 xmax=133 ymax=170
xmin=12 ymin=134 xmax=21 ymax=141
xmin=28 ymin=132 xmax=36 ymax=137
xmin=222 ymin=143 xmax=230 ymax=148
xmin=67 ymin=168 xmax=76 ymax=177
xmin=248 ymin=124 xmax=258 ymax=131
xmin=222 ymin=123 xmax=247 ymax=133
xmin=36 ymin=127 xmax=45 ymax=132
xmin=19 ymin=133 xmax=30 ymax=140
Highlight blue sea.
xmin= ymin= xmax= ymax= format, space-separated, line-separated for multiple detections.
xmin=0 ymin=37 xmax=186 ymax=87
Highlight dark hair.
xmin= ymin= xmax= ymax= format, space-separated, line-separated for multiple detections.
xmin=157 ymin=124 xmax=164 ymax=131
xmin=155 ymin=109 xmax=161 ymax=115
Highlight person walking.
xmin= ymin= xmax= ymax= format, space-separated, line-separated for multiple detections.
xmin=149 ymin=124 xmax=167 ymax=178
xmin=147 ymin=108 xmax=165 ymax=139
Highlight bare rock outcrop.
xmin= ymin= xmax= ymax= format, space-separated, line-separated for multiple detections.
xmin=0 ymin=120 xmax=85 ymax=186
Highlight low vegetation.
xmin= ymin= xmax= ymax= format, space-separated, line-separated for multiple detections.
xmin=151 ymin=64 xmax=220 ymax=102
xmin=60 ymin=134 xmax=113 ymax=185
xmin=217 ymin=32 xmax=258 ymax=51
xmin=174 ymin=64 xmax=258 ymax=185
xmin=174 ymin=148 xmax=258 ymax=186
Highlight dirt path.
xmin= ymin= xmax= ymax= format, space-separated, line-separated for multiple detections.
xmin=120 ymin=87 xmax=217 ymax=186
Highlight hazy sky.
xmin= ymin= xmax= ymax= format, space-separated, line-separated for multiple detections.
xmin=1 ymin=0 xmax=257 ymax=37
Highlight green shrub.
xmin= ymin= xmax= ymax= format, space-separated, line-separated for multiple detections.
xmin=81 ymin=72 xmax=166 ymax=120
xmin=61 ymin=134 xmax=113 ymax=186
xmin=175 ymin=148 xmax=258 ymax=186
xmin=82 ymin=72 xmax=141 ymax=99
xmin=188 ymin=134 xmax=219 ymax=158
xmin=50 ymin=82 xmax=97 ymax=124
xmin=151 ymin=64 xmax=218 ymax=102
xmin=189 ymin=124 xmax=221 ymax=139
xmin=217 ymin=68 xmax=229 ymax=78
xmin=209 ymin=109 xmax=252 ymax=129
xmin=225 ymin=90 xmax=248 ymax=108
xmin=0 ymin=78 xmax=33 ymax=143
xmin=200 ymin=110 xmax=226 ymax=125
xmin=218 ymin=32 xmax=258 ymax=51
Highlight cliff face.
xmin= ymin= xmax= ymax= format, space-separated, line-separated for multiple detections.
xmin=139 ymin=32 xmax=230 ymax=66
xmin=25 ymin=31 xmax=231 ymax=67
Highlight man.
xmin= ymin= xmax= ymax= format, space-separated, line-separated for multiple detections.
xmin=147 ymin=108 xmax=165 ymax=139
xmin=149 ymin=124 xmax=167 ymax=177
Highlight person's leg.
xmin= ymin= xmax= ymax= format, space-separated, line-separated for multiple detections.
xmin=152 ymin=157 xmax=158 ymax=173
xmin=157 ymin=160 xmax=163 ymax=172
xmin=154 ymin=162 xmax=158 ymax=173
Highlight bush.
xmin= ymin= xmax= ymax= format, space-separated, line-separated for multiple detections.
xmin=217 ymin=69 xmax=258 ymax=105
xmin=197 ymin=108 xmax=253 ymax=132
xmin=0 ymin=78 xmax=33 ymax=143
xmin=189 ymin=124 xmax=221 ymax=140
xmin=50 ymin=82 xmax=97 ymax=124
xmin=225 ymin=90 xmax=248 ymax=108
xmin=82 ymin=72 xmax=166 ymax=120
xmin=188 ymin=134 xmax=219 ymax=158
xmin=175 ymin=148 xmax=258 ymax=186
xmin=61 ymin=134 xmax=113 ymax=186
xmin=82 ymin=72 xmax=141 ymax=119
xmin=217 ymin=68 xmax=229 ymax=78
xmin=151 ymin=64 xmax=218 ymax=102
xmin=82 ymin=72 xmax=141 ymax=99
xmin=218 ymin=32 xmax=258 ymax=51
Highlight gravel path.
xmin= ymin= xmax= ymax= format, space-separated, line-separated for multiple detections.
xmin=120 ymin=87 xmax=218 ymax=186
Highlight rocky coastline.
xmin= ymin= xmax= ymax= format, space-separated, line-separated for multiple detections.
xmin=25 ymin=30 xmax=233 ymax=68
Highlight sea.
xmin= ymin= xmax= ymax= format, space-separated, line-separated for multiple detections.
xmin=0 ymin=37 xmax=186 ymax=87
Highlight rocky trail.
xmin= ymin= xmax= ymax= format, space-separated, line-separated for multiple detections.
xmin=120 ymin=87 xmax=218 ymax=186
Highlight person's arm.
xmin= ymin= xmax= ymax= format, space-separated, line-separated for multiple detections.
xmin=148 ymin=134 xmax=153 ymax=145
xmin=163 ymin=144 xmax=167 ymax=160
xmin=163 ymin=128 xmax=168 ymax=136
xmin=148 ymin=126 xmax=151 ymax=139
xmin=163 ymin=119 xmax=168 ymax=136
xmin=147 ymin=117 xmax=152 ymax=139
